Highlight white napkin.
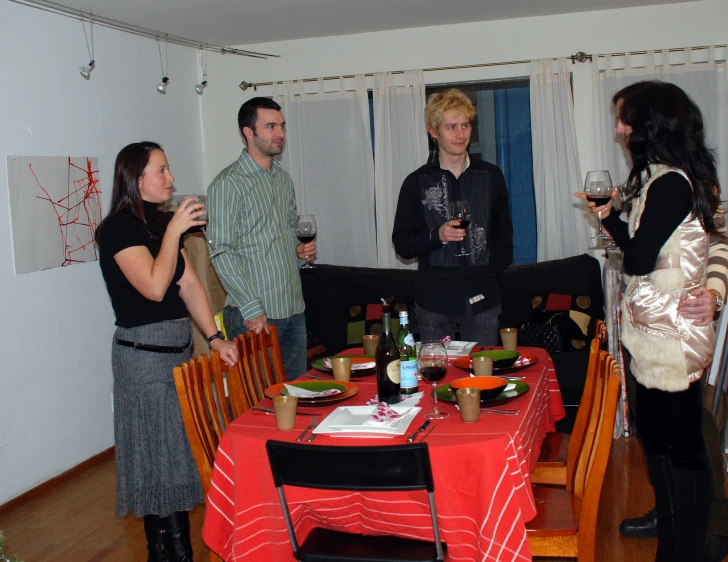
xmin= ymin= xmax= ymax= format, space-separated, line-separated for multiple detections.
xmin=323 ymin=358 xmax=376 ymax=371
xmin=363 ymin=402 xmax=411 ymax=427
xmin=366 ymin=392 xmax=424 ymax=407
xmin=284 ymin=384 xmax=342 ymax=398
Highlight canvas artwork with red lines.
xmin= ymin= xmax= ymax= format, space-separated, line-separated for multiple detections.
xmin=7 ymin=155 xmax=102 ymax=274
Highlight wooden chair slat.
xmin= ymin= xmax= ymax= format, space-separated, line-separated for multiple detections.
xmin=236 ymin=324 xmax=287 ymax=405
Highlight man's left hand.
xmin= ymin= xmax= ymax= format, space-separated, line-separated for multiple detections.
xmin=297 ymin=241 xmax=317 ymax=262
xmin=679 ymin=286 xmax=717 ymax=326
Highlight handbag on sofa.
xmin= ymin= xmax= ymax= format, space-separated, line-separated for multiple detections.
xmin=519 ymin=313 xmax=565 ymax=353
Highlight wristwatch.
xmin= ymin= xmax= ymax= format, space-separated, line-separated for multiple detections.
xmin=207 ymin=331 xmax=225 ymax=344
xmin=709 ymin=289 xmax=724 ymax=313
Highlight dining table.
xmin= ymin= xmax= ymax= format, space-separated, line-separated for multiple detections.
xmin=202 ymin=346 xmax=565 ymax=562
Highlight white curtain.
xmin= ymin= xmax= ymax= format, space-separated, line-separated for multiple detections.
xmin=372 ymin=70 xmax=429 ymax=269
xmin=593 ymin=47 xmax=728 ymax=191
xmin=530 ymin=58 xmax=591 ymax=262
xmin=274 ymin=76 xmax=376 ymax=267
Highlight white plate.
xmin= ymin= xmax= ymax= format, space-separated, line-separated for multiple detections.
xmin=313 ymin=405 xmax=421 ymax=436
xmin=415 ymin=341 xmax=477 ymax=357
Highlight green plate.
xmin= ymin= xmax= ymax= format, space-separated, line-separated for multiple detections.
xmin=311 ymin=355 xmax=376 ymax=377
xmin=280 ymin=381 xmax=347 ymax=395
xmin=434 ymin=379 xmax=530 ymax=406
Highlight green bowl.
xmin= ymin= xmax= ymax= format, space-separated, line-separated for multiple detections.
xmin=471 ymin=350 xmax=520 ymax=369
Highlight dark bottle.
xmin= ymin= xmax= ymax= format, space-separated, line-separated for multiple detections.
xmin=398 ymin=311 xmax=418 ymax=395
xmin=375 ymin=300 xmax=401 ymax=404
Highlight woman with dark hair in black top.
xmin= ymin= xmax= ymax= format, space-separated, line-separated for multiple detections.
xmin=96 ymin=141 xmax=237 ymax=562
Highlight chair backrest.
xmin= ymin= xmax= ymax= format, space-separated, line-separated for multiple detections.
xmin=594 ymin=319 xmax=608 ymax=348
xmin=266 ymin=441 xmax=444 ymax=560
xmin=173 ymin=350 xmax=250 ymax=495
xmin=235 ymin=324 xmax=286 ymax=405
xmin=565 ymin=338 xmax=602 ymax=491
xmin=577 ymin=360 xmax=621 ymax=559
xmin=572 ymin=350 xmax=610 ymax=497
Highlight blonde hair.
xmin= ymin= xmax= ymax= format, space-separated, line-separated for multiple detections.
xmin=424 ymin=89 xmax=476 ymax=132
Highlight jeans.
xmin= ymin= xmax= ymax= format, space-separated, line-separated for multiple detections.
xmin=222 ymin=306 xmax=307 ymax=381
xmin=415 ymin=301 xmax=502 ymax=346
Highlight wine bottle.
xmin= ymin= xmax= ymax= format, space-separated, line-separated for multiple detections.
xmin=375 ymin=299 xmax=401 ymax=404
xmin=398 ymin=311 xmax=418 ymax=395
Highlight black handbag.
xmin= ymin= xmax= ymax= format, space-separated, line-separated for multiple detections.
xmin=519 ymin=313 xmax=565 ymax=353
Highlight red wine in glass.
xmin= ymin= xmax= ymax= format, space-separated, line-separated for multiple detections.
xmin=585 ymin=196 xmax=611 ymax=206
xmin=448 ymin=201 xmax=471 ymax=257
xmin=297 ymin=234 xmax=316 ymax=244
xmin=420 ymin=366 xmax=447 ymax=382
xmin=296 ymin=214 xmax=317 ymax=269
xmin=453 ymin=219 xmax=471 ymax=230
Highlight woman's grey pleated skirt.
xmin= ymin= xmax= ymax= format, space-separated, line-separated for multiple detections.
xmin=112 ymin=318 xmax=204 ymax=517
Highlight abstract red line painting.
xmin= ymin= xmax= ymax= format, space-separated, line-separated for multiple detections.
xmin=7 ymin=156 xmax=102 ymax=274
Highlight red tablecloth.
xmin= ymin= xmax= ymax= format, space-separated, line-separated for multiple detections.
xmin=203 ymin=347 xmax=565 ymax=561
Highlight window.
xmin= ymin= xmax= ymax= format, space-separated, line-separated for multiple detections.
xmin=426 ymin=81 xmax=536 ymax=265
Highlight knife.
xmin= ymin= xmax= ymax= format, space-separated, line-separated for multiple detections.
xmin=406 ymin=420 xmax=431 ymax=443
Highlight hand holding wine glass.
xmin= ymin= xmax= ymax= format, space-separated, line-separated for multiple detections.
xmin=418 ymin=341 xmax=449 ymax=420
xmin=448 ymin=200 xmax=471 ymax=257
xmin=189 ymin=195 xmax=224 ymax=259
xmin=296 ymin=214 xmax=317 ymax=269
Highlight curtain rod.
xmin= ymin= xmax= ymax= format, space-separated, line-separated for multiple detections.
xmin=239 ymin=44 xmax=727 ymax=90
xmin=10 ymin=0 xmax=280 ymax=59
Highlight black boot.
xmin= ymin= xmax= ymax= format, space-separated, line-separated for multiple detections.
xmin=645 ymin=454 xmax=676 ymax=562
xmin=673 ymin=466 xmax=713 ymax=562
xmin=159 ymin=511 xmax=193 ymax=562
xmin=143 ymin=515 xmax=168 ymax=562
xmin=619 ymin=507 xmax=659 ymax=538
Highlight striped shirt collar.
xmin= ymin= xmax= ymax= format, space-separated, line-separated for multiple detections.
xmin=237 ymin=147 xmax=282 ymax=177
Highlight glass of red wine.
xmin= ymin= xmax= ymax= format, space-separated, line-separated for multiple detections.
xmin=448 ymin=201 xmax=471 ymax=257
xmin=418 ymin=340 xmax=449 ymax=420
xmin=584 ymin=171 xmax=613 ymax=242
xmin=296 ymin=214 xmax=317 ymax=269
xmin=191 ymin=196 xmax=223 ymax=259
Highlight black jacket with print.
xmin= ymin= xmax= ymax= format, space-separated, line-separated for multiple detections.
xmin=392 ymin=150 xmax=513 ymax=316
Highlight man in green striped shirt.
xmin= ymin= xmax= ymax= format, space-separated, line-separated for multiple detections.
xmin=207 ymin=98 xmax=316 ymax=380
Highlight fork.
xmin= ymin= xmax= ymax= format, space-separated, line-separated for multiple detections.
xmin=305 ymin=417 xmax=322 ymax=442
xmin=296 ymin=415 xmax=320 ymax=442
xmin=480 ymin=408 xmax=520 ymax=416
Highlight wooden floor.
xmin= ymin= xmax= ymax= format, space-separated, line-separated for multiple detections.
xmin=0 ymin=436 xmax=661 ymax=561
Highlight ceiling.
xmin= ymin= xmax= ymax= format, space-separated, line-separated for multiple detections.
xmin=56 ymin=0 xmax=696 ymax=47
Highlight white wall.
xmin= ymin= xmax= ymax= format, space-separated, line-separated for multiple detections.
xmin=200 ymin=0 xmax=728 ymax=186
xmin=0 ymin=2 xmax=203 ymax=505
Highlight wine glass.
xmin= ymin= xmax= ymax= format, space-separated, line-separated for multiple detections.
xmin=448 ymin=200 xmax=472 ymax=257
xmin=192 ymin=196 xmax=224 ymax=259
xmin=417 ymin=340 xmax=449 ymax=420
xmin=296 ymin=215 xmax=317 ymax=270
xmin=583 ymin=171 xmax=613 ymax=242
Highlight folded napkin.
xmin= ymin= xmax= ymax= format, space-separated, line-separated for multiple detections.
xmin=284 ymin=384 xmax=342 ymax=398
xmin=363 ymin=402 xmax=411 ymax=427
xmin=323 ymin=358 xmax=376 ymax=371
xmin=366 ymin=392 xmax=424 ymax=407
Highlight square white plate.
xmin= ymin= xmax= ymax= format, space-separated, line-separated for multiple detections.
xmin=313 ymin=405 xmax=421 ymax=436
xmin=415 ymin=341 xmax=477 ymax=357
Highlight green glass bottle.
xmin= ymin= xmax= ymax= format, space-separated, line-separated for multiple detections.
xmin=398 ymin=311 xmax=418 ymax=395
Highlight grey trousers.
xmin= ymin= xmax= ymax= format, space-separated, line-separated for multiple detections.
xmin=415 ymin=301 xmax=502 ymax=346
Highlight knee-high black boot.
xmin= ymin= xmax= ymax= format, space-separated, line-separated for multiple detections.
xmin=143 ymin=515 xmax=168 ymax=562
xmin=673 ymin=466 xmax=713 ymax=562
xmin=159 ymin=511 xmax=193 ymax=562
xmin=645 ymin=454 xmax=676 ymax=562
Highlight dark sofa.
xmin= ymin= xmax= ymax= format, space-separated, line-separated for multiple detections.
xmin=301 ymin=253 xmax=604 ymax=424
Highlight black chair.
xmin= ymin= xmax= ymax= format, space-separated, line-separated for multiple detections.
xmin=265 ymin=440 xmax=447 ymax=562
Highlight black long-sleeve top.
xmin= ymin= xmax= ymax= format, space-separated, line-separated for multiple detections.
xmin=392 ymin=152 xmax=513 ymax=315
xmin=602 ymin=173 xmax=692 ymax=276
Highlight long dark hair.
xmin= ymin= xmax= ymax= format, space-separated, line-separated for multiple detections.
xmin=94 ymin=141 xmax=162 ymax=243
xmin=613 ymin=80 xmax=721 ymax=234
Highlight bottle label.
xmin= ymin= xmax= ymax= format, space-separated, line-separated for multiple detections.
xmin=400 ymin=359 xmax=418 ymax=389
xmin=386 ymin=360 xmax=401 ymax=383
xmin=404 ymin=334 xmax=415 ymax=346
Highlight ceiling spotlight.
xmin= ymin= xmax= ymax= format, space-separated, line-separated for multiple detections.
xmin=157 ymin=76 xmax=169 ymax=94
xmin=79 ymin=60 xmax=95 ymax=80
xmin=194 ymin=80 xmax=208 ymax=95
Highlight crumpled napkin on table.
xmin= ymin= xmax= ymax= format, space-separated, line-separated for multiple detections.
xmin=323 ymin=358 xmax=376 ymax=371
xmin=283 ymin=384 xmax=342 ymax=398
xmin=366 ymin=392 xmax=423 ymax=407
xmin=363 ymin=402 xmax=412 ymax=427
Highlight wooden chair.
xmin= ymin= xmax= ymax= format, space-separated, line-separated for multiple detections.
xmin=173 ymin=350 xmax=249 ymax=562
xmin=531 ymin=334 xmax=606 ymax=487
xmin=594 ymin=318 xmax=607 ymax=347
xmin=266 ymin=441 xmax=446 ymax=562
xmin=526 ymin=355 xmax=621 ymax=560
xmin=235 ymin=324 xmax=287 ymax=405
